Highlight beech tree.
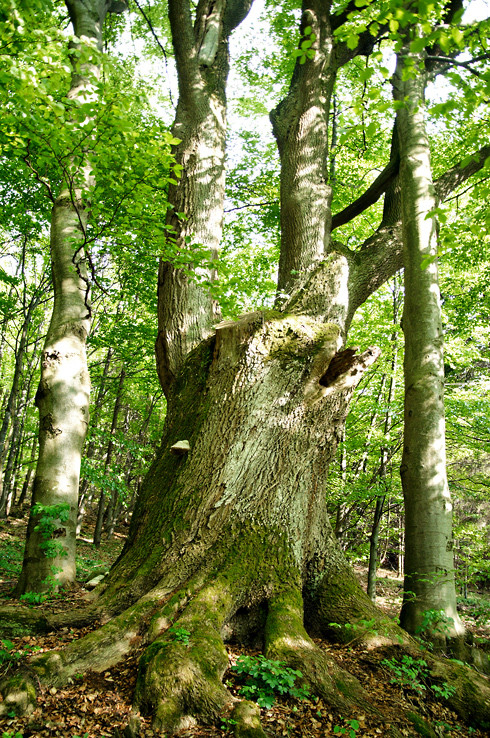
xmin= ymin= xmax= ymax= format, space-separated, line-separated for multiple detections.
xmin=14 ymin=0 xmax=129 ymax=595
xmin=2 ymin=0 xmax=490 ymax=734
xmin=394 ymin=33 xmax=464 ymax=643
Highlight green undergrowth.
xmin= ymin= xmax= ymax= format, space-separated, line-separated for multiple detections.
xmin=230 ymin=654 xmax=310 ymax=709
xmin=0 ymin=517 xmax=123 ymax=600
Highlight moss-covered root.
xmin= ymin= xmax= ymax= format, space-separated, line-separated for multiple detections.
xmin=264 ymin=589 xmax=372 ymax=713
xmin=28 ymin=596 xmax=160 ymax=687
xmin=133 ymin=578 xmax=237 ymax=734
xmin=429 ymin=655 xmax=490 ymax=728
xmin=307 ymin=562 xmax=410 ymax=648
xmin=231 ymin=700 xmax=267 ymax=737
xmin=0 ymin=674 xmax=36 ymax=717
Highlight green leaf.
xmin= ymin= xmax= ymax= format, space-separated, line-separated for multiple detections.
xmin=347 ymin=34 xmax=359 ymax=50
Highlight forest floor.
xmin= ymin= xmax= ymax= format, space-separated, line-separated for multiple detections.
xmin=0 ymin=515 xmax=489 ymax=738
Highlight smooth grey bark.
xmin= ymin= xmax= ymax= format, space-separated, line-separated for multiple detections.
xmin=0 ymin=281 xmax=46 ymax=516
xmin=16 ymin=0 xmax=127 ymax=595
xmin=394 ymin=40 xmax=464 ymax=641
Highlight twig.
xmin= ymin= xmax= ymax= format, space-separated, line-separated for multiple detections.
xmin=132 ymin=0 xmax=174 ymax=106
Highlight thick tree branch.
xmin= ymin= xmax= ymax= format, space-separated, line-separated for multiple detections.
xmin=435 ymin=145 xmax=490 ymax=201
xmin=345 ymin=143 xmax=490 ymax=321
xmin=224 ymin=0 xmax=255 ymax=33
xmin=331 ymin=155 xmax=400 ymax=231
xmin=167 ymin=0 xmax=199 ymax=103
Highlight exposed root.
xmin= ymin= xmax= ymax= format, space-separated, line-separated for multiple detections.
xmin=29 ymin=597 xmax=158 ymax=686
xmin=307 ymin=560 xmax=411 ymax=648
xmin=0 ymin=601 xmax=113 ymax=638
xmin=264 ymin=588 xmax=374 ymax=713
xmin=231 ymin=700 xmax=267 ymax=737
xmin=133 ymin=575 xmax=237 ymax=733
xmin=428 ymin=652 xmax=490 ymax=727
xmin=0 ymin=674 xmax=36 ymax=717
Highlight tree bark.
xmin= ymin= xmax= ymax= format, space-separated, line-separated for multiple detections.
xmin=155 ymin=0 xmax=254 ymax=394
xmin=394 ymin=38 xmax=464 ymax=644
xmin=367 ymin=280 xmax=401 ymax=601
xmin=15 ymin=0 xmax=128 ymax=595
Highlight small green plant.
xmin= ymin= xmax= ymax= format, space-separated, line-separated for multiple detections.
xmin=32 ymin=502 xmax=70 ymax=559
xmin=415 ymin=609 xmax=454 ymax=642
xmin=0 ymin=640 xmax=41 ymax=676
xmin=0 ymin=538 xmax=24 ymax=579
xmin=382 ymin=655 xmax=455 ymax=700
xmin=168 ymin=625 xmax=191 ymax=645
xmin=382 ymin=655 xmax=428 ymax=694
xmin=230 ymin=654 xmax=309 ymax=709
xmin=19 ymin=591 xmax=48 ymax=605
xmin=333 ymin=717 xmax=360 ymax=737
xmin=219 ymin=717 xmax=238 ymax=731
xmin=2 ymin=731 xmax=24 ymax=737
xmin=328 ymin=618 xmax=378 ymax=644
xmin=431 ymin=682 xmax=456 ymax=700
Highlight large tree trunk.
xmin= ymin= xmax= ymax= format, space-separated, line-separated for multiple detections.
xmin=3 ymin=2 xmax=490 ymax=733
xmin=15 ymin=0 xmax=127 ymax=595
xmin=394 ymin=38 xmax=464 ymax=645
xmin=6 ymin=315 xmax=489 ymax=731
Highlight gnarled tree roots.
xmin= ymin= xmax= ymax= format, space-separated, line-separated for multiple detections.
xmin=1 ymin=540 xmax=489 ymax=735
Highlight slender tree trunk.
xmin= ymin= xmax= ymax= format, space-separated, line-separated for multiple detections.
xmin=2 ymin=323 xmax=43 ymax=514
xmin=77 ymin=345 xmax=113 ymax=533
xmin=93 ymin=366 xmax=125 ymax=547
xmin=367 ymin=280 xmax=400 ymax=601
xmin=367 ymin=495 xmax=385 ymax=602
xmin=17 ymin=435 xmax=38 ymax=509
xmin=394 ymin=39 xmax=464 ymax=643
xmin=155 ymin=0 xmax=255 ymax=393
xmin=16 ymin=0 xmax=127 ymax=595
xmin=0 ymin=286 xmax=44 ymax=514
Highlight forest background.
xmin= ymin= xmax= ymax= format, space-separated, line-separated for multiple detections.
xmin=0 ymin=0 xmax=490 ymax=735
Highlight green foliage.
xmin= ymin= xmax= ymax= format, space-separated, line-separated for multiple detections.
xmin=18 ymin=591 xmax=47 ymax=606
xmin=0 ymin=538 xmax=24 ymax=579
xmin=333 ymin=717 xmax=360 ymax=737
xmin=457 ymin=596 xmax=490 ymax=627
xmin=219 ymin=717 xmax=238 ymax=731
xmin=0 ymin=639 xmax=40 ymax=676
xmin=292 ymin=25 xmax=317 ymax=65
xmin=382 ymin=655 xmax=455 ymax=701
xmin=328 ymin=618 xmax=379 ymax=643
xmin=168 ymin=626 xmax=191 ymax=645
xmin=415 ymin=610 xmax=454 ymax=642
xmin=32 ymin=502 xmax=70 ymax=559
xmin=230 ymin=654 xmax=309 ymax=709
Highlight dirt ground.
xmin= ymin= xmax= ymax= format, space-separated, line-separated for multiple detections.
xmin=0 ymin=516 xmax=489 ymax=738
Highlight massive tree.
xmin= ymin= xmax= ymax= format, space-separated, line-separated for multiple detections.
xmin=2 ymin=0 xmax=490 ymax=734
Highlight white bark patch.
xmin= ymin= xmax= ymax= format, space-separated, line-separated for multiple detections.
xmin=198 ymin=0 xmax=224 ymax=66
